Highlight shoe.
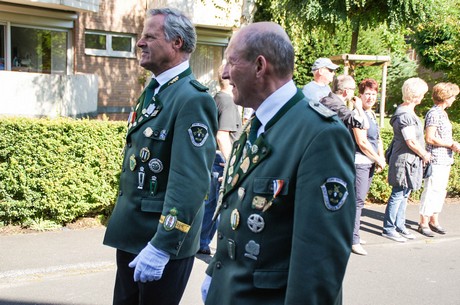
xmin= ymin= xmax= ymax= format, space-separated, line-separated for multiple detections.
xmin=359 ymin=239 xmax=367 ymax=245
xmin=352 ymin=244 xmax=368 ymax=256
xmin=382 ymin=232 xmax=406 ymax=242
xmin=399 ymin=230 xmax=416 ymax=240
xmin=197 ymin=248 xmax=211 ymax=255
xmin=429 ymin=223 xmax=446 ymax=235
xmin=418 ymin=225 xmax=435 ymax=237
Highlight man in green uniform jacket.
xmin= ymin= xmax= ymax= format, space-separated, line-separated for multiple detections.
xmin=201 ymin=22 xmax=355 ymax=305
xmin=103 ymin=8 xmax=217 ymax=305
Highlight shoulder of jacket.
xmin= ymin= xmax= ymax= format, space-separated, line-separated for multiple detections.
xmin=190 ymin=79 xmax=209 ymax=92
xmin=308 ymin=100 xmax=337 ymax=119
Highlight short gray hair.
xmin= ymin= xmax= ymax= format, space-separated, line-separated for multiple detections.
xmin=332 ymin=75 xmax=355 ymax=93
xmin=147 ymin=8 xmax=196 ymax=54
xmin=402 ymin=77 xmax=428 ymax=103
xmin=240 ymin=31 xmax=294 ymax=77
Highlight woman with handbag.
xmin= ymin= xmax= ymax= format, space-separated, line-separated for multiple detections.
xmin=418 ymin=82 xmax=460 ymax=237
xmin=382 ymin=78 xmax=431 ymax=242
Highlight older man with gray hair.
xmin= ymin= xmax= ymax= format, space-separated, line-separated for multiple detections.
xmin=302 ymin=57 xmax=339 ymax=103
xmin=320 ymin=74 xmax=369 ymax=130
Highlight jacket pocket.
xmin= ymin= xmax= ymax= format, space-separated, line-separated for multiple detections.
xmin=141 ymin=199 xmax=163 ymax=213
xmin=253 ymin=270 xmax=288 ymax=289
xmin=253 ymin=177 xmax=289 ymax=195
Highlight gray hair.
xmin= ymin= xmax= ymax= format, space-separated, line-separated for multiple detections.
xmin=147 ymin=8 xmax=196 ymax=53
xmin=240 ymin=31 xmax=294 ymax=77
xmin=402 ymin=77 xmax=428 ymax=103
xmin=332 ymin=75 xmax=355 ymax=93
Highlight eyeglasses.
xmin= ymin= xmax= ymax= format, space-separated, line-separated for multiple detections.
xmin=326 ymin=68 xmax=336 ymax=73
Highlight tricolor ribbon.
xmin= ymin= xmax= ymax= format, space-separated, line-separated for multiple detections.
xmin=272 ymin=179 xmax=284 ymax=199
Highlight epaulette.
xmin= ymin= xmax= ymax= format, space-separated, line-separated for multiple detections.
xmin=190 ymin=79 xmax=209 ymax=92
xmin=308 ymin=100 xmax=337 ymax=119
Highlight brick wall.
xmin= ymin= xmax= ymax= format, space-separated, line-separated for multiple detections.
xmin=75 ymin=0 xmax=147 ymax=121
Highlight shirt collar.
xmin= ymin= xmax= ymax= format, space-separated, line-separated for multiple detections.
xmin=155 ymin=61 xmax=190 ymax=87
xmin=255 ymin=80 xmax=297 ymax=131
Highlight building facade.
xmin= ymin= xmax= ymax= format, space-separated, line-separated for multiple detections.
xmin=0 ymin=0 xmax=250 ymax=120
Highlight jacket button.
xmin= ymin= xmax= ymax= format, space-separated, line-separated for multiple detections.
xmin=217 ymin=233 xmax=223 ymax=239
xmin=118 ymin=191 xmax=123 ymax=196
xmin=128 ymin=143 xmax=132 ymax=148
xmin=223 ymin=203 xmax=228 ymax=209
xmin=216 ymin=262 xmax=222 ymax=269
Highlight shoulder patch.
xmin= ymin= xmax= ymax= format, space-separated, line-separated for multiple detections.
xmin=190 ymin=79 xmax=209 ymax=92
xmin=321 ymin=177 xmax=349 ymax=211
xmin=308 ymin=100 xmax=336 ymax=119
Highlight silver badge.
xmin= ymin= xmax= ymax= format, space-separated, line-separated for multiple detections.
xmin=137 ymin=167 xmax=145 ymax=189
xmin=148 ymin=158 xmax=164 ymax=173
xmin=139 ymin=147 xmax=150 ymax=162
xmin=247 ymin=214 xmax=265 ymax=233
xmin=238 ymin=187 xmax=246 ymax=201
xmin=144 ymin=127 xmax=153 ymax=137
xmin=244 ymin=240 xmax=260 ymax=260
xmin=251 ymin=144 xmax=258 ymax=154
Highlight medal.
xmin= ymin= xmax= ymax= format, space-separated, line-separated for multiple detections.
xmin=137 ymin=166 xmax=145 ymax=189
xmin=247 ymin=214 xmax=265 ymax=233
xmin=230 ymin=209 xmax=240 ymax=230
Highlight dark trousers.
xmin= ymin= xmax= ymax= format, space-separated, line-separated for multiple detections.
xmin=113 ymin=249 xmax=194 ymax=305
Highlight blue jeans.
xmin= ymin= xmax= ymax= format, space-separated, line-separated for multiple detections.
xmin=383 ymin=186 xmax=412 ymax=234
xmin=199 ymin=153 xmax=224 ymax=251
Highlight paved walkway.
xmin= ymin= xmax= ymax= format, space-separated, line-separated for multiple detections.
xmin=1 ymin=201 xmax=459 ymax=305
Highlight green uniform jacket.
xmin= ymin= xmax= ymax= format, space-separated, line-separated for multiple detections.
xmin=104 ymin=71 xmax=217 ymax=259
xmin=205 ymin=90 xmax=356 ymax=304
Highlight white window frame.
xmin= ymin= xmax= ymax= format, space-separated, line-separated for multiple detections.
xmin=84 ymin=30 xmax=136 ymax=58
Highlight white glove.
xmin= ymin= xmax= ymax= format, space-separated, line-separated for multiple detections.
xmin=128 ymin=243 xmax=170 ymax=282
xmin=201 ymin=274 xmax=212 ymax=303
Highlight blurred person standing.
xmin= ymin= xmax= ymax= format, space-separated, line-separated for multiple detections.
xmin=382 ymin=77 xmax=430 ymax=242
xmin=103 ymin=8 xmax=217 ymax=305
xmin=302 ymin=57 xmax=339 ymax=103
xmin=201 ymin=21 xmax=356 ymax=305
xmin=351 ymin=79 xmax=386 ymax=255
xmin=320 ymin=74 xmax=369 ymax=130
xmin=418 ymin=82 xmax=460 ymax=237
xmin=199 ymin=64 xmax=242 ymax=254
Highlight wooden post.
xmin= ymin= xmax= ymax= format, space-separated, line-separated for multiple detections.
xmin=379 ymin=62 xmax=388 ymax=128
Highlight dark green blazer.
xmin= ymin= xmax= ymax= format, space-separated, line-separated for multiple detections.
xmin=205 ymin=90 xmax=356 ymax=304
xmin=104 ymin=71 xmax=217 ymax=260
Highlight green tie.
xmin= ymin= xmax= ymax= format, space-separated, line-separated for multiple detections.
xmin=143 ymin=78 xmax=159 ymax=109
xmin=248 ymin=115 xmax=262 ymax=144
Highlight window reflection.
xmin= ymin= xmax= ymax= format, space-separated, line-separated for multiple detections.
xmin=11 ymin=26 xmax=67 ymax=74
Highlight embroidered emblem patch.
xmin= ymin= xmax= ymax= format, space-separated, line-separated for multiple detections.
xmin=129 ymin=154 xmax=137 ymax=171
xmin=163 ymin=208 xmax=178 ymax=231
xmin=188 ymin=123 xmax=209 ymax=147
xmin=321 ymin=178 xmax=348 ymax=211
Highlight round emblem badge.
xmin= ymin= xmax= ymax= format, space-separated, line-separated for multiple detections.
xmin=163 ymin=214 xmax=177 ymax=231
xmin=251 ymin=144 xmax=258 ymax=154
xmin=139 ymin=147 xmax=150 ymax=162
xmin=148 ymin=158 xmax=163 ymax=173
xmin=247 ymin=214 xmax=265 ymax=233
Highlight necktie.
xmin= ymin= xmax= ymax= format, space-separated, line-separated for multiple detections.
xmin=248 ymin=115 xmax=262 ymax=144
xmin=143 ymin=78 xmax=159 ymax=109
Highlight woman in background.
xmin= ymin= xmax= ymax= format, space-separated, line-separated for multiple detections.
xmin=382 ymin=77 xmax=430 ymax=242
xmin=418 ymin=82 xmax=460 ymax=237
xmin=351 ymin=79 xmax=386 ymax=255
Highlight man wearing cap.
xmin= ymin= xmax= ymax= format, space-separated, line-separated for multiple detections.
xmin=302 ymin=57 xmax=339 ymax=103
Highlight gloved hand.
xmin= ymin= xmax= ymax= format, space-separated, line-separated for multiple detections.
xmin=201 ymin=274 xmax=212 ymax=303
xmin=128 ymin=243 xmax=170 ymax=283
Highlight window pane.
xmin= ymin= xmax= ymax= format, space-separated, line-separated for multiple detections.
xmin=11 ymin=26 xmax=67 ymax=74
xmin=112 ymin=36 xmax=131 ymax=52
xmin=85 ymin=33 xmax=106 ymax=50
xmin=0 ymin=25 xmax=5 ymax=70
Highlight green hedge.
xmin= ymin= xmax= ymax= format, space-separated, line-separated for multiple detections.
xmin=0 ymin=117 xmax=458 ymax=229
xmin=0 ymin=118 xmax=126 ymax=228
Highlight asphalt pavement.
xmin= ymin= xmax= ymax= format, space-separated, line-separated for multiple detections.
xmin=1 ymin=201 xmax=460 ymax=305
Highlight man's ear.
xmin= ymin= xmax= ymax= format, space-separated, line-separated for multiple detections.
xmin=254 ymin=55 xmax=267 ymax=77
xmin=172 ymin=37 xmax=184 ymax=50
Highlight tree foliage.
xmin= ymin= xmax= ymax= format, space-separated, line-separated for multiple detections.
xmin=256 ymin=0 xmax=432 ymax=53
